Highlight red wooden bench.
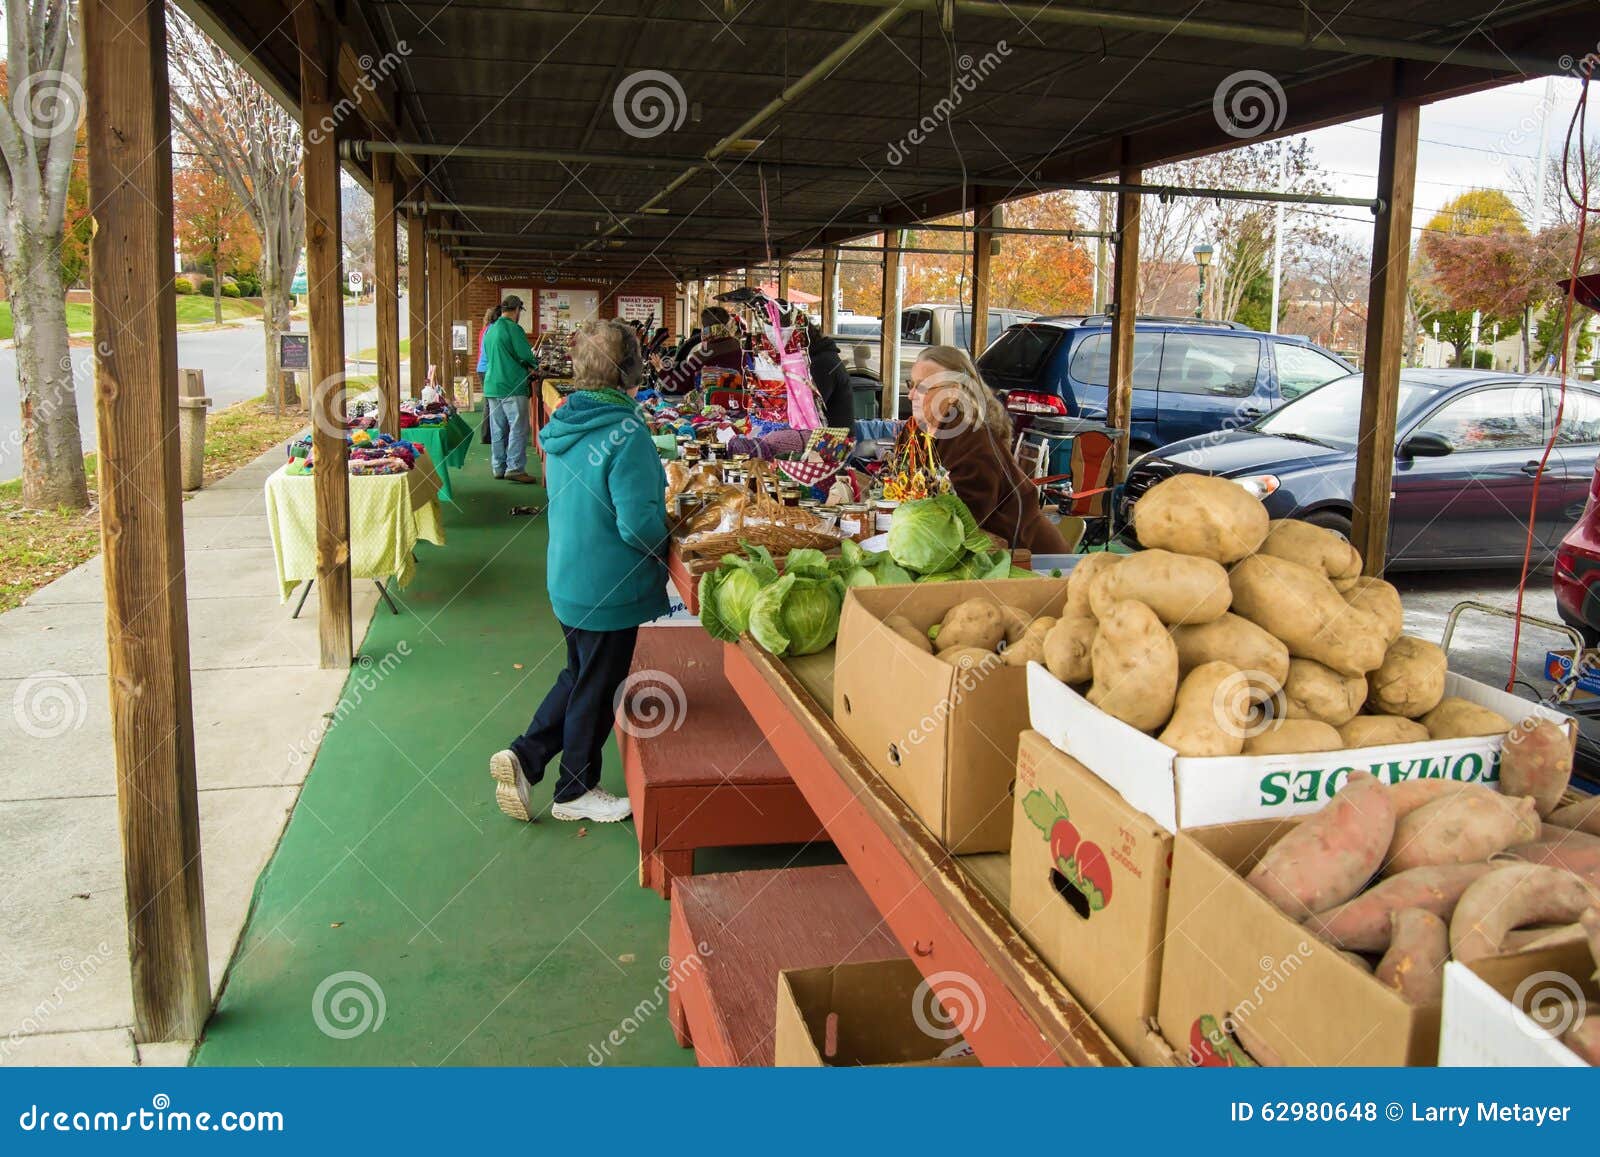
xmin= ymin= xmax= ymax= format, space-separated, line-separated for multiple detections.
xmin=619 ymin=627 xmax=827 ymax=898
xmin=666 ymin=864 xmax=902 ymax=1065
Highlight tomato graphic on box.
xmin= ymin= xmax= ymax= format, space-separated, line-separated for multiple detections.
xmin=1188 ymin=1014 xmax=1256 ymax=1068
xmin=1022 ymin=789 xmax=1112 ymax=911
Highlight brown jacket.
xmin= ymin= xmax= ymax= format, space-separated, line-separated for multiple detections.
xmin=934 ymin=420 xmax=1071 ymax=555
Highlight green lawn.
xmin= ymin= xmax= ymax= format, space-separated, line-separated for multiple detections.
xmin=354 ymin=337 xmax=411 ymax=361
xmin=0 ymin=296 xmax=260 ymax=340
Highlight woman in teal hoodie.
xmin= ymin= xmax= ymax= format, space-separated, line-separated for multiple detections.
xmin=490 ymin=319 xmax=669 ymax=825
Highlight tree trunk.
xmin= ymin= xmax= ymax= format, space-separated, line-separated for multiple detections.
xmin=8 ymin=255 xmax=89 ymax=510
xmin=212 ymin=262 xmax=222 ymax=324
xmin=260 ymin=241 xmax=297 ymax=408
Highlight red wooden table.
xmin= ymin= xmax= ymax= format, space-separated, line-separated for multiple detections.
xmin=724 ymin=637 xmax=1127 ymax=1067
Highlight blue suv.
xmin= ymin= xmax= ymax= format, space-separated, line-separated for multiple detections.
xmin=976 ymin=316 xmax=1356 ymax=455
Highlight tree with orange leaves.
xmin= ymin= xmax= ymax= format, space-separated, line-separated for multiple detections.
xmin=174 ymin=162 xmax=261 ymax=323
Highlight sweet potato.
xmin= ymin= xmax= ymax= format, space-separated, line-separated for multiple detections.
xmin=1584 ymin=906 xmax=1600 ymax=971
xmin=1131 ymin=473 xmax=1269 ymax=564
xmin=1422 ymin=697 xmax=1511 ymax=740
xmin=1366 ymin=635 xmax=1447 ymax=719
xmin=1258 ymin=518 xmax=1363 ymax=585
xmin=1089 ymin=549 xmax=1231 ymax=626
xmin=1088 ymin=600 xmax=1179 ymax=733
xmin=884 ymin=614 xmax=933 ymax=654
xmin=935 ymin=598 xmax=1005 ymax=653
xmin=1384 ymin=790 xmax=1539 ymax=875
xmin=1501 ymin=924 xmax=1589 ymax=952
xmin=1064 ymin=552 xmax=1122 ymax=620
xmin=1245 ymin=771 xmax=1397 ymax=920
xmin=1171 ymin=612 xmax=1290 ymax=702
xmin=1339 ymin=950 xmax=1375 ymax=972
xmin=1375 ymin=908 xmax=1449 ymax=1004
xmin=1159 ymin=661 xmax=1247 ymax=757
xmin=1449 ymin=863 xmax=1600 ymax=962
xmin=1241 ymin=719 xmax=1343 ymax=756
xmin=1305 ymin=862 xmax=1500 ymax=952
xmin=1338 ymin=715 xmax=1429 ymax=749
xmin=1002 ymin=616 xmax=1057 ymax=667
xmin=1388 ymin=777 xmax=1489 ymax=820
xmin=1500 ymin=717 xmax=1574 ymax=817
xmin=1341 ymin=577 xmax=1404 ymax=645
xmin=1228 ymin=554 xmax=1387 ymax=677
xmin=1498 ymin=839 xmax=1600 ymax=889
xmin=1283 ymin=658 xmax=1366 ymax=726
xmin=1548 ymin=796 xmax=1600 ymax=837
xmin=1043 ymin=616 xmax=1096 ymax=685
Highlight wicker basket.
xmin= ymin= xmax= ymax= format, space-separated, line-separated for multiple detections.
xmin=676 ymin=460 xmax=841 ymax=557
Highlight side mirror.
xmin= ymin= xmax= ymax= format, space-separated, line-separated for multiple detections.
xmin=1400 ymin=431 xmax=1453 ymax=458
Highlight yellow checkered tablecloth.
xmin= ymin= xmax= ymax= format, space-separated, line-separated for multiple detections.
xmin=264 ymin=458 xmax=446 ymax=601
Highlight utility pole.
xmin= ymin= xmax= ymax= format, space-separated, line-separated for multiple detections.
xmin=1269 ymin=148 xmax=1287 ymax=334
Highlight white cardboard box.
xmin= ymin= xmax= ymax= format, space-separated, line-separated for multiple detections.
xmin=1026 ymin=663 xmax=1573 ymax=832
xmin=1438 ymin=959 xmax=1590 ymax=1067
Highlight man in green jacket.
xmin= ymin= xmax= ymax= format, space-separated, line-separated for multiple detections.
xmin=481 ymin=296 xmax=539 ymax=483
xmin=490 ymin=319 xmax=669 ymax=824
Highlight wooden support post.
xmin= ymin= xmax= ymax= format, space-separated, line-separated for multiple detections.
xmin=777 ymin=260 xmax=790 ymax=301
xmin=880 ymin=230 xmax=904 ymax=420
xmin=821 ymin=247 xmax=840 ymax=334
xmin=1106 ymin=158 xmax=1141 ymax=484
xmin=1351 ymin=94 xmax=1421 ymax=575
xmin=427 ymin=218 xmax=448 ymax=400
xmin=373 ymin=153 xmax=401 ymax=437
xmin=970 ymin=203 xmax=995 ymax=358
xmin=406 ymin=205 xmax=428 ymax=398
xmin=84 ymin=0 xmax=210 ymax=1044
xmin=296 ymin=3 xmax=353 ymax=669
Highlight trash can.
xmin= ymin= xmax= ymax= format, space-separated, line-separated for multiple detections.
xmin=850 ymin=375 xmax=881 ymax=421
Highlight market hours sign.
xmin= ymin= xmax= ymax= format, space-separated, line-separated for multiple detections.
xmin=615 ymin=295 xmax=662 ymax=326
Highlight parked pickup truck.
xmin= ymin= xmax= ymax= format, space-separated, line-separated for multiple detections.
xmin=831 ymin=303 xmax=1037 ymax=415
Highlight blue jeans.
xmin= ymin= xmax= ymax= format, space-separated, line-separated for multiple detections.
xmin=486 ymin=395 xmax=530 ymax=475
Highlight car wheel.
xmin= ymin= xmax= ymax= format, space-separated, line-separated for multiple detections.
xmin=1304 ymin=510 xmax=1354 ymax=542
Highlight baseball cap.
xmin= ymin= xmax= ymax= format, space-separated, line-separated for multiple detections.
xmin=502 ymin=295 xmax=524 ymax=311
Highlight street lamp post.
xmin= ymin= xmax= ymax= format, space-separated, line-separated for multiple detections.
xmin=1193 ymin=243 xmax=1214 ymax=320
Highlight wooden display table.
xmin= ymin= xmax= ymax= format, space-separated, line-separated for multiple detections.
xmin=724 ymin=638 xmax=1127 ymax=1067
xmin=666 ymin=865 xmax=901 ymax=1065
xmin=619 ymin=627 xmax=826 ymax=898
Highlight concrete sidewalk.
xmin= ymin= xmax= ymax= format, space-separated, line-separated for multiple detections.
xmin=0 ymin=445 xmax=379 ymax=1066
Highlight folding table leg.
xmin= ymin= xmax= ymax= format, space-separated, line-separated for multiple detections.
xmin=291 ymin=579 xmax=314 ymax=619
xmin=375 ymin=580 xmax=401 ymax=615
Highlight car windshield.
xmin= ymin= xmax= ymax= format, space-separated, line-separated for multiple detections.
xmin=1254 ymin=373 xmax=1439 ymax=448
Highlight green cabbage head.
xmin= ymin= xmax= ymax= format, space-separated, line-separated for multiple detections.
xmin=887 ymin=493 xmax=993 ymax=574
xmin=747 ymin=572 xmax=846 ymax=656
xmin=698 ymin=544 xmax=778 ymax=641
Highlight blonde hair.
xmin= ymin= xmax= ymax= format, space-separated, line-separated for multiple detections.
xmin=570 ymin=318 xmax=643 ymax=390
xmin=914 ymin=345 xmax=1012 ymax=444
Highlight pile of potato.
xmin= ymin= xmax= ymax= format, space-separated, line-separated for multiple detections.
xmin=1039 ymin=473 xmax=1516 ymax=755
xmin=893 ymin=597 xmax=1059 ymax=672
xmin=1242 ymin=745 xmax=1600 ymax=1065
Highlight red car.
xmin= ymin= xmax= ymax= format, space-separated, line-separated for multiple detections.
xmin=1556 ymin=460 xmax=1600 ymax=644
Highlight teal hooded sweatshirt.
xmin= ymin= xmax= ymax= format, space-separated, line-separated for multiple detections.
xmin=539 ymin=389 xmax=670 ymax=630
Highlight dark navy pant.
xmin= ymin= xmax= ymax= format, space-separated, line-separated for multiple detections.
xmin=510 ymin=623 xmax=639 ymax=803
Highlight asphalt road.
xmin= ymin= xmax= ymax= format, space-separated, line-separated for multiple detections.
xmin=0 ymin=298 xmax=409 ymax=482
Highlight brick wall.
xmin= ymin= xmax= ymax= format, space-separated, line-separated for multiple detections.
xmin=463 ymin=268 xmax=682 ymax=365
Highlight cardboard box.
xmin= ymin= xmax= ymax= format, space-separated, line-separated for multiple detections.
xmin=1028 ymin=663 xmax=1574 ymax=832
xmin=1159 ymin=820 xmax=1440 ymax=1067
xmin=1009 ymin=730 xmax=1173 ymax=1066
xmin=773 ymin=958 xmax=980 ymax=1067
xmin=834 ymin=579 xmax=1069 ymax=853
xmin=1439 ymin=947 xmax=1596 ymax=1067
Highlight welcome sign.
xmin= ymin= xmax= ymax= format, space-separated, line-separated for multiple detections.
xmin=1026 ymin=665 xmax=1571 ymax=832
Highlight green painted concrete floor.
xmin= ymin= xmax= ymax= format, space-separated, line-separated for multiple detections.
xmin=195 ymin=415 xmax=837 ymax=1066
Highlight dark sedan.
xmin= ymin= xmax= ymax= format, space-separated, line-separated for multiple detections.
xmin=1119 ymin=369 xmax=1600 ymax=569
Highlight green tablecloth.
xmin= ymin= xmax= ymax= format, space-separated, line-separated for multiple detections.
xmin=405 ymin=412 xmax=473 ymax=502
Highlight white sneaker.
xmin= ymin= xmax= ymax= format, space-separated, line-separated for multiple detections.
xmin=550 ymin=787 xmax=632 ymax=823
